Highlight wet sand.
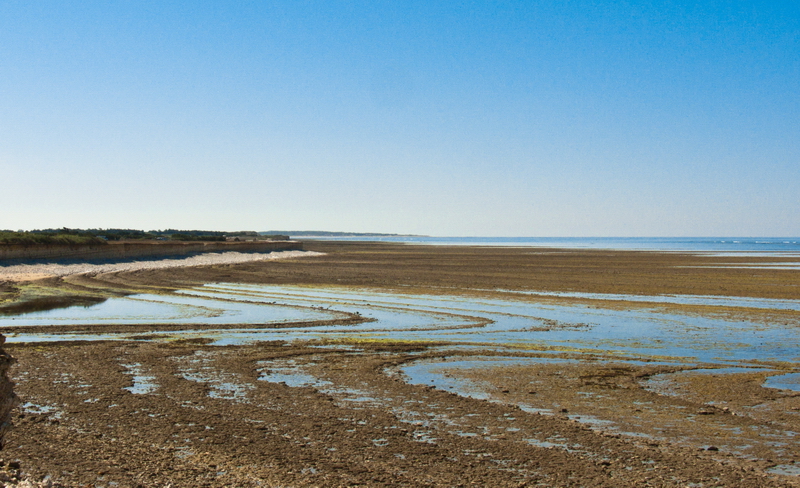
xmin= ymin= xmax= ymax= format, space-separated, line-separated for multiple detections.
xmin=89 ymin=240 xmax=800 ymax=299
xmin=3 ymin=242 xmax=800 ymax=486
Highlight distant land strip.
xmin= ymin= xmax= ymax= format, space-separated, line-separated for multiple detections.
xmin=262 ymin=231 xmax=424 ymax=237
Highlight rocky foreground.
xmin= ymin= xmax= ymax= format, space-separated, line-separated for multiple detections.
xmin=7 ymin=340 xmax=797 ymax=487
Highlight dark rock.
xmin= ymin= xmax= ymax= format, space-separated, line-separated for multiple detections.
xmin=0 ymin=336 xmax=18 ymax=448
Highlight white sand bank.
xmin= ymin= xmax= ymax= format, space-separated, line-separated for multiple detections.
xmin=0 ymin=251 xmax=323 ymax=282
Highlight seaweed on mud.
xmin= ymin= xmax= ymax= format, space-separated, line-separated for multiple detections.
xmin=254 ymin=340 xmax=289 ymax=347
xmin=523 ymin=318 xmax=595 ymax=332
xmin=578 ymin=367 xmax=638 ymax=389
xmin=0 ymin=282 xmax=22 ymax=311
xmin=125 ymin=334 xmax=173 ymax=341
xmin=169 ymin=337 xmax=216 ymax=345
xmin=357 ymin=342 xmax=431 ymax=353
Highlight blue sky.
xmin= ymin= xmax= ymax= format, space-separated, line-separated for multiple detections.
xmin=1 ymin=1 xmax=798 ymax=236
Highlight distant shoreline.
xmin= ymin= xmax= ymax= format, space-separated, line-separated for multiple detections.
xmin=262 ymin=231 xmax=425 ymax=237
xmin=286 ymin=236 xmax=800 ymax=253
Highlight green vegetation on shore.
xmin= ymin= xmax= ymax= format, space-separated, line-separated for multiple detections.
xmin=1 ymin=228 xmax=287 ymax=246
xmin=0 ymin=230 xmax=107 ymax=246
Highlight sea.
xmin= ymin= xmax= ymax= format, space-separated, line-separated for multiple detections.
xmin=293 ymin=236 xmax=800 ymax=254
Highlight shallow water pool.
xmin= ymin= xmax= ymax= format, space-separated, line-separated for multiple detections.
xmin=2 ymin=283 xmax=799 ymax=375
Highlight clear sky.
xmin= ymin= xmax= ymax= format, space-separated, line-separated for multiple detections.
xmin=1 ymin=1 xmax=798 ymax=236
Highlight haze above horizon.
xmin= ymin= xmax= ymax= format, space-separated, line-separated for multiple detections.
xmin=2 ymin=1 xmax=798 ymax=237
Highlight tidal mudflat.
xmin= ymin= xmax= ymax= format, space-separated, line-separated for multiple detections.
xmin=2 ymin=242 xmax=799 ymax=486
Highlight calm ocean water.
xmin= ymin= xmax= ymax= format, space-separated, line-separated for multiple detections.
xmin=296 ymin=236 xmax=800 ymax=253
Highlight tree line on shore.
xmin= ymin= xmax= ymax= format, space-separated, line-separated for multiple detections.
xmin=0 ymin=228 xmax=267 ymax=246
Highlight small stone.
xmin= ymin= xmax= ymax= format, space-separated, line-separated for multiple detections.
xmin=706 ymin=446 xmax=719 ymax=451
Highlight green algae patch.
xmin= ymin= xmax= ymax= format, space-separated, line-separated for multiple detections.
xmin=0 ymin=282 xmax=109 ymax=316
xmin=312 ymin=337 xmax=447 ymax=351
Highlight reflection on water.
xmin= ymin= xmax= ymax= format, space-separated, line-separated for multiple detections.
xmin=498 ymin=289 xmax=800 ymax=311
xmin=3 ymin=283 xmax=800 ymax=373
xmin=5 ymin=282 xmax=800 ymax=472
xmin=0 ymin=295 xmax=107 ymax=316
xmin=1 ymin=292 xmax=340 ymax=326
xmin=121 ymin=363 xmax=158 ymax=395
xmin=764 ymin=372 xmax=800 ymax=392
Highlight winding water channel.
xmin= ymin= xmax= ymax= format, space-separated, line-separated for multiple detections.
xmin=3 ymin=283 xmax=799 ymax=387
xmin=5 ymin=282 xmax=800 ymax=478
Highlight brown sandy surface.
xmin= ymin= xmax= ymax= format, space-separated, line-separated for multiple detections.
xmin=90 ymin=241 xmax=800 ymax=299
xmin=439 ymin=357 xmax=800 ymax=466
xmin=2 ymin=241 xmax=800 ymax=486
xmin=6 ymin=341 xmax=797 ymax=487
